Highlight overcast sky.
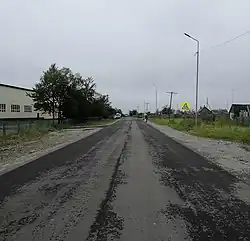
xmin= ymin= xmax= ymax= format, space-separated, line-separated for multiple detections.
xmin=0 ymin=0 xmax=250 ymax=113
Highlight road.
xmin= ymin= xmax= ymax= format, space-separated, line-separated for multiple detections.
xmin=0 ymin=118 xmax=249 ymax=241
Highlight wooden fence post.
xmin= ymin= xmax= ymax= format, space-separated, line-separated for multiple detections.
xmin=29 ymin=120 xmax=32 ymax=131
xmin=17 ymin=121 xmax=20 ymax=134
xmin=3 ymin=122 xmax=6 ymax=136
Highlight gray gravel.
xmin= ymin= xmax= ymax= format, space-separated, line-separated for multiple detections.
xmin=148 ymin=121 xmax=250 ymax=184
xmin=0 ymin=128 xmax=101 ymax=175
xmin=0 ymin=118 xmax=249 ymax=240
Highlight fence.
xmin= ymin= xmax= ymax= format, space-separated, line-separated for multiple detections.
xmin=0 ymin=119 xmax=56 ymax=136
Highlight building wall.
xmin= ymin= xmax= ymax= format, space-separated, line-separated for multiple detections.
xmin=0 ymin=85 xmax=53 ymax=119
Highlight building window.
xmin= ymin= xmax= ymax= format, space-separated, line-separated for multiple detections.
xmin=11 ymin=104 xmax=20 ymax=112
xmin=24 ymin=105 xmax=32 ymax=112
xmin=0 ymin=104 xmax=6 ymax=112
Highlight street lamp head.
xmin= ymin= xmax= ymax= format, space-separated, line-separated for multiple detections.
xmin=184 ymin=33 xmax=191 ymax=38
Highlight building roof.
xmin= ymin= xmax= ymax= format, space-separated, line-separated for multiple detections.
xmin=229 ymin=104 xmax=250 ymax=113
xmin=198 ymin=106 xmax=212 ymax=113
xmin=0 ymin=83 xmax=32 ymax=92
xmin=0 ymin=83 xmax=103 ymax=99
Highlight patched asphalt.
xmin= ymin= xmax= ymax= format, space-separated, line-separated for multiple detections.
xmin=0 ymin=118 xmax=249 ymax=241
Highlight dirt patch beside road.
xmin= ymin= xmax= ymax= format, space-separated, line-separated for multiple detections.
xmin=0 ymin=128 xmax=101 ymax=175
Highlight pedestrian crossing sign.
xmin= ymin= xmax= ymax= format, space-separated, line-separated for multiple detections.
xmin=181 ymin=102 xmax=191 ymax=111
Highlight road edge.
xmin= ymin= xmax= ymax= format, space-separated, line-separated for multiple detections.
xmin=0 ymin=128 xmax=102 ymax=177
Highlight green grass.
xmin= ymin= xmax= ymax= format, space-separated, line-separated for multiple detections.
xmin=0 ymin=129 xmax=49 ymax=147
xmin=151 ymin=117 xmax=250 ymax=144
xmin=0 ymin=122 xmax=71 ymax=147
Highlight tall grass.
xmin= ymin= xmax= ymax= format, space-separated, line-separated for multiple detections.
xmin=151 ymin=117 xmax=250 ymax=144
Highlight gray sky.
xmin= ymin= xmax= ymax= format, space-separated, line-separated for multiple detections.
xmin=1 ymin=0 xmax=250 ymax=113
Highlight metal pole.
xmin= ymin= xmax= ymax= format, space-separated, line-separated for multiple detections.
xmin=156 ymin=88 xmax=158 ymax=114
xmin=195 ymin=41 xmax=200 ymax=126
xmin=169 ymin=92 xmax=173 ymax=110
xmin=184 ymin=33 xmax=200 ymax=126
xmin=166 ymin=91 xmax=177 ymax=110
xmin=153 ymin=84 xmax=158 ymax=114
xmin=146 ymin=102 xmax=149 ymax=112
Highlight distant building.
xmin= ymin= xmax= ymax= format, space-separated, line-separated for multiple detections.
xmin=0 ymin=83 xmax=53 ymax=120
xmin=198 ymin=105 xmax=214 ymax=121
xmin=211 ymin=109 xmax=228 ymax=118
xmin=229 ymin=104 xmax=250 ymax=120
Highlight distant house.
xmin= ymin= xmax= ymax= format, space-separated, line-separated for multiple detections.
xmin=198 ymin=105 xmax=214 ymax=121
xmin=212 ymin=109 xmax=228 ymax=118
xmin=229 ymin=104 xmax=250 ymax=120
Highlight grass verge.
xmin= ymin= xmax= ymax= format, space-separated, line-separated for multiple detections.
xmin=151 ymin=117 xmax=250 ymax=144
xmin=0 ymin=123 xmax=71 ymax=147
xmin=0 ymin=129 xmax=49 ymax=147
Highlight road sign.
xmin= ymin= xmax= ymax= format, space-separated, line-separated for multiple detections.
xmin=181 ymin=102 xmax=191 ymax=111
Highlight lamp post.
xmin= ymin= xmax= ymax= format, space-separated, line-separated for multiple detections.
xmin=153 ymin=84 xmax=158 ymax=114
xmin=184 ymin=32 xmax=200 ymax=126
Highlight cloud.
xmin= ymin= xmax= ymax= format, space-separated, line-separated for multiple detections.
xmin=0 ymin=0 xmax=250 ymax=112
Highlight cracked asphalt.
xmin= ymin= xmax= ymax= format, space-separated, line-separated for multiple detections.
xmin=0 ymin=118 xmax=249 ymax=241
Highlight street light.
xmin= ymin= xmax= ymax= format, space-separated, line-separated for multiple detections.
xmin=153 ymin=84 xmax=158 ymax=114
xmin=184 ymin=32 xmax=200 ymax=126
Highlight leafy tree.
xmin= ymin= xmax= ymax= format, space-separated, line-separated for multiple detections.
xmin=129 ymin=109 xmax=138 ymax=116
xmin=29 ymin=63 xmax=119 ymax=123
xmin=161 ymin=105 xmax=173 ymax=115
xmin=27 ymin=64 xmax=62 ymax=122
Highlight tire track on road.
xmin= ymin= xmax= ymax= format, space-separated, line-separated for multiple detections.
xmin=86 ymin=121 xmax=132 ymax=241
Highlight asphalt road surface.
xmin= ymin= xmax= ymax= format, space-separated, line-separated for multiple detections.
xmin=0 ymin=118 xmax=249 ymax=241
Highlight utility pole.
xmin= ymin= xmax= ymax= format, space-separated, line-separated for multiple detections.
xmin=166 ymin=91 xmax=178 ymax=110
xmin=136 ymin=105 xmax=139 ymax=113
xmin=153 ymin=84 xmax=158 ymax=114
xmin=184 ymin=32 xmax=200 ymax=126
xmin=145 ymin=102 xmax=150 ymax=113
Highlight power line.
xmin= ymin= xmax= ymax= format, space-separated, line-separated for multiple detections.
xmin=211 ymin=30 xmax=250 ymax=50
xmin=200 ymin=30 xmax=250 ymax=54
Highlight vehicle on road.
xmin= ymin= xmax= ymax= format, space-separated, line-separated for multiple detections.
xmin=113 ymin=113 xmax=122 ymax=119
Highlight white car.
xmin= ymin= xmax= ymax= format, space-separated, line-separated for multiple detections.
xmin=113 ymin=113 xmax=122 ymax=119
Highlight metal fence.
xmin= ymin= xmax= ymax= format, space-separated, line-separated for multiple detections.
xmin=0 ymin=119 xmax=55 ymax=136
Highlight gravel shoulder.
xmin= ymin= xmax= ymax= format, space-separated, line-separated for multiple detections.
xmin=148 ymin=121 xmax=250 ymax=184
xmin=0 ymin=128 xmax=101 ymax=175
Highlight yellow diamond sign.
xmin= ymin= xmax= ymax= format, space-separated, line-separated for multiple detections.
xmin=181 ymin=102 xmax=191 ymax=111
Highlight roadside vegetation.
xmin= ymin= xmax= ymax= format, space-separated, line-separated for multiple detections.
xmin=0 ymin=63 xmax=122 ymax=146
xmin=151 ymin=117 xmax=250 ymax=144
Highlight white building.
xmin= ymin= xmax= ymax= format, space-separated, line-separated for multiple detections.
xmin=0 ymin=83 xmax=53 ymax=120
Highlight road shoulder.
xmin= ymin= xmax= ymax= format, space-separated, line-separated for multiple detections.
xmin=0 ymin=128 xmax=101 ymax=176
xmin=148 ymin=121 xmax=250 ymax=184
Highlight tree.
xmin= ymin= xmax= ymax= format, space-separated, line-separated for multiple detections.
xmin=27 ymin=64 xmax=62 ymax=123
xmin=28 ymin=64 xmax=78 ymax=123
xmin=161 ymin=105 xmax=173 ymax=115
xmin=29 ymin=63 xmax=119 ymax=123
xmin=129 ymin=109 xmax=138 ymax=116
